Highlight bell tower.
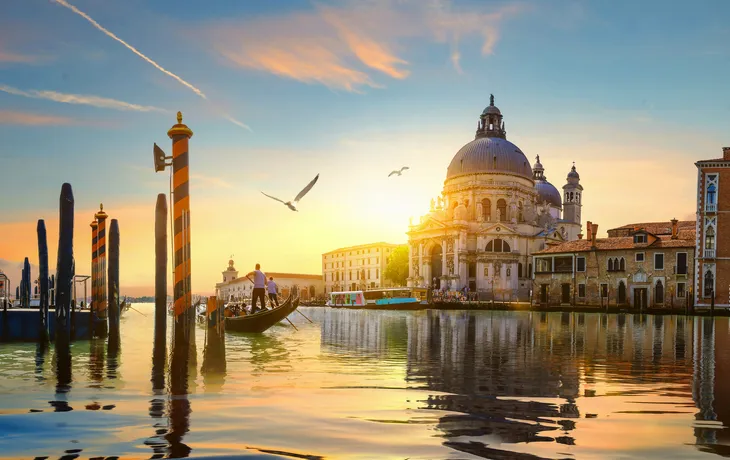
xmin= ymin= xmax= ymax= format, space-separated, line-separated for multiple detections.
xmin=562 ymin=163 xmax=583 ymax=225
xmin=222 ymin=257 xmax=239 ymax=283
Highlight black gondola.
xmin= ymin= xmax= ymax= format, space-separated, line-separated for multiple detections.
xmin=225 ymin=293 xmax=299 ymax=333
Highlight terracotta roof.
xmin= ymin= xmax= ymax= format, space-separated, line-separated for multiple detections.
xmin=607 ymin=220 xmax=695 ymax=236
xmin=245 ymin=271 xmax=322 ymax=280
xmin=696 ymin=158 xmax=729 ymax=163
xmin=534 ymin=230 xmax=695 ymax=255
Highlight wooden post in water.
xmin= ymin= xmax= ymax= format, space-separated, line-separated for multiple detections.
xmin=55 ymin=183 xmax=75 ymax=346
xmin=94 ymin=204 xmax=109 ymax=338
xmin=90 ymin=220 xmax=98 ymax=337
xmin=50 ymin=274 xmax=55 ymax=307
xmin=168 ymin=112 xmax=194 ymax=366
xmin=22 ymin=258 xmax=30 ymax=309
xmin=154 ymin=194 xmax=168 ymax=377
xmin=108 ymin=219 xmax=121 ymax=348
xmin=37 ymin=220 xmax=50 ymax=343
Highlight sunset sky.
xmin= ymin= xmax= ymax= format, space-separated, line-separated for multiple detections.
xmin=1 ymin=0 xmax=729 ymax=295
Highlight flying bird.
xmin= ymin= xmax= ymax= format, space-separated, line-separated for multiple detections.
xmin=388 ymin=166 xmax=409 ymax=177
xmin=261 ymin=174 xmax=320 ymax=211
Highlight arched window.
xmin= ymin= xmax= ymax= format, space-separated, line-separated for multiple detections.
xmin=619 ymin=257 xmax=625 ymax=271
xmin=608 ymin=259 xmax=614 ymax=271
xmin=486 ymin=238 xmax=511 ymax=253
xmin=482 ymin=198 xmax=492 ymax=221
xmin=704 ymin=270 xmax=714 ymax=297
xmin=706 ymin=227 xmax=716 ymax=250
xmin=655 ymin=280 xmax=664 ymax=304
xmin=618 ymin=281 xmax=626 ymax=304
xmin=518 ymin=201 xmax=524 ymax=222
xmin=518 ymin=262 xmax=523 ymax=278
xmin=707 ymin=184 xmax=717 ymax=205
xmin=497 ymin=199 xmax=507 ymax=222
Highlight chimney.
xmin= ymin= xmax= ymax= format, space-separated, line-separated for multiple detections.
xmin=586 ymin=221 xmax=593 ymax=242
xmin=591 ymin=223 xmax=599 ymax=247
xmin=577 ymin=233 xmax=583 ymax=240
xmin=723 ymin=147 xmax=730 ymax=161
xmin=671 ymin=218 xmax=678 ymax=239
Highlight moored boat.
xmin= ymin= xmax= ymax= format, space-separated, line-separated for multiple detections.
xmin=326 ymin=288 xmax=426 ymax=310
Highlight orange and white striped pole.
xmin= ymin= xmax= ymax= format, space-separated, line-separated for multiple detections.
xmin=168 ymin=112 xmax=193 ymax=348
xmin=94 ymin=204 xmax=109 ymax=337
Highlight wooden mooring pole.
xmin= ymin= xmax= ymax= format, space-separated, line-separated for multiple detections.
xmin=37 ymin=220 xmax=50 ymax=343
xmin=55 ymin=183 xmax=74 ymax=348
xmin=94 ymin=204 xmax=109 ymax=338
xmin=108 ymin=219 xmax=121 ymax=349
xmin=153 ymin=193 xmax=168 ymax=388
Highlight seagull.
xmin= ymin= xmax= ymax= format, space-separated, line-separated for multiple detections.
xmin=388 ymin=166 xmax=409 ymax=177
xmin=261 ymin=174 xmax=320 ymax=211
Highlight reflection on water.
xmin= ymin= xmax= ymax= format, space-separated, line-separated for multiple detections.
xmin=1 ymin=305 xmax=730 ymax=459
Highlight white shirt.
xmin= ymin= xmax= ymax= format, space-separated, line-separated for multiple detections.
xmin=253 ymin=270 xmax=267 ymax=288
xmin=267 ymin=280 xmax=277 ymax=294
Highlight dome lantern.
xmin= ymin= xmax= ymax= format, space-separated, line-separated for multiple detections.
xmin=475 ymin=94 xmax=506 ymax=140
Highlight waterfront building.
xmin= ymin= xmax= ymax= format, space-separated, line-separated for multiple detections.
xmin=407 ymin=96 xmax=582 ymax=301
xmin=532 ymin=219 xmax=695 ymax=308
xmin=215 ymin=259 xmax=323 ymax=301
xmin=322 ymin=242 xmax=405 ymax=293
xmin=694 ymin=148 xmax=730 ymax=308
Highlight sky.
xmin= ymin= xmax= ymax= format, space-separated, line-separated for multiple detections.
xmin=0 ymin=0 xmax=729 ymax=296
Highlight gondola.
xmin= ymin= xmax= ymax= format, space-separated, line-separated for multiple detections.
xmin=225 ymin=293 xmax=299 ymax=333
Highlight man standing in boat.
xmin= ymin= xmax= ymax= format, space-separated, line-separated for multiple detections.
xmin=267 ymin=277 xmax=279 ymax=307
xmin=251 ymin=263 xmax=267 ymax=313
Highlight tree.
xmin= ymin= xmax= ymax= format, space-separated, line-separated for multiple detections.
xmin=384 ymin=246 xmax=409 ymax=286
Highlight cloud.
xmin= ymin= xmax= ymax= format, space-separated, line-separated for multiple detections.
xmin=0 ymin=49 xmax=41 ymax=64
xmin=208 ymin=0 xmax=523 ymax=91
xmin=190 ymin=173 xmax=234 ymax=190
xmin=0 ymin=83 xmax=166 ymax=112
xmin=0 ymin=110 xmax=77 ymax=126
xmin=52 ymin=0 xmax=207 ymax=100
xmin=223 ymin=114 xmax=253 ymax=132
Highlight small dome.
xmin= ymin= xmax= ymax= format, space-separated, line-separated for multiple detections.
xmin=482 ymin=105 xmax=501 ymax=116
xmin=446 ymin=137 xmax=533 ymax=180
xmin=567 ymin=164 xmax=580 ymax=180
xmin=535 ymin=179 xmax=562 ymax=208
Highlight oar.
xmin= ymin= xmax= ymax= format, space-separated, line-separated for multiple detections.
xmin=295 ymin=308 xmax=313 ymax=323
xmin=284 ymin=316 xmax=298 ymax=331
xmin=127 ymin=305 xmax=147 ymax=317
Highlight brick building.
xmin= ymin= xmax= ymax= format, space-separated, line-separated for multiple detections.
xmin=532 ymin=220 xmax=695 ymax=308
xmin=695 ymin=148 xmax=730 ymax=308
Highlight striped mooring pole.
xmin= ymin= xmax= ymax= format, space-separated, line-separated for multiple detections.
xmin=90 ymin=219 xmax=98 ymax=334
xmin=168 ymin=112 xmax=194 ymax=354
xmin=94 ymin=204 xmax=109 ymax=338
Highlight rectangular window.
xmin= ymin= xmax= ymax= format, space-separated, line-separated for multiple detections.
xmin=601 ymin=284 xmax=608 ymax=297
xmin=676 ymin=253 xmax=687 ymax=275
xmin=654 ymin=253 xmax=664 ymax=270
xmin=578 ymin=283 xmax=586 ymax=298
xmin=376 ymin=269 xmax=379 ymax=279
xmin=635 ymin=253 xmax=645 ymax=262
xmin=576 ymin=257 xmax=586 ymax=272
xmin=635 ymin=234 xmax=647 ymax=244
xmin=677 ymin=282 xmax=686 ymax=298
xmin=554 ymin=256 xmax=573 ymax=273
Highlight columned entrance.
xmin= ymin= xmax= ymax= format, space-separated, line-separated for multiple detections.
xmin=431 ymin=245 xmax=443 ymax=281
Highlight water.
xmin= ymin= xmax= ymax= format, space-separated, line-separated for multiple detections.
xmin=1 ymin=306 xmax=729 ymax=459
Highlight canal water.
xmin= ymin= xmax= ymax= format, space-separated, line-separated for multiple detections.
xmin=0 ymin=305 xmax=729 ymax=459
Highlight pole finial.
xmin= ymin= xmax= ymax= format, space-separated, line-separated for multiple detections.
xmin=177 ymin=111 xmax=183 ymax=124
xmin=100 ymin=203 xmax=103 ymax=211
xmin=490 ymin=94 xmax=494 ymax=106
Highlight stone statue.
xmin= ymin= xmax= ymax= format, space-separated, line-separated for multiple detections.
xmin=430 ymin=198 xmax=435 ymax=211
xmin=447 ymin=258 xmax=454 ymax=274
xmin=447 ymin=239 xmax=454 ymax=253
xmin=414 ymin=264 xmax=419 ymax=277
xmin=476 ymin=202 xmax=483 ymax=222
xmin=437 ymin=196 xmax=443 ymax=209
xmin=454 ymin=203 xmax=467 ymax=221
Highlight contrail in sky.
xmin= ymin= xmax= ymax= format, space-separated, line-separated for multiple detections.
xmin=0 ymin=83 xmax=166 ymax=112
xmin=224 ymin=114 xmax=253 ymax=132
xmin=52 ymin=0 xmax=207 ymax=100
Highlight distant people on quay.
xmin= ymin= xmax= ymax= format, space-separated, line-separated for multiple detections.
xmin=251 ymin=263 xmax=267 ymax=313
xmin=267 ymin=277 xmax=279 ymax=307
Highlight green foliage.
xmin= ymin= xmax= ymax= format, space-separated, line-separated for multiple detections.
xmin=384 ymin=246 xmax=409 ymax=286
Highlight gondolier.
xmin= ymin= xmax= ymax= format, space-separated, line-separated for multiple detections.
xmin=251 ymin=263 xmax=267 ymax=313
xmin=267 ymin=277 xmax=279 ymax=307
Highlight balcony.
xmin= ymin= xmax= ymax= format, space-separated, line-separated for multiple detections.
xmin=705 ymin=249 xmax=716 ymax=259
xmin=706 ymin=203 xmax=717 ymax=213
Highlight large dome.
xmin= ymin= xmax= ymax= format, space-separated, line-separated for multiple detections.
xmin=535 ymin=180 xmax=562 ymax=207
xmin=446 ymin=137 xmax=533 ymax=180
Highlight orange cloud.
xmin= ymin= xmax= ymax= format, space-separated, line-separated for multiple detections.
xmin=0 ymin=110 xmax=76 ymax=126
xmin=0 ymin=49 xmax=40 ymax=64
xmin=207 ymin=0 xmax=523 ymax=91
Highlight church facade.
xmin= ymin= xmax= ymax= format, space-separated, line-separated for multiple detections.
xmin=406 ymin=96 xmax=583 ymax=301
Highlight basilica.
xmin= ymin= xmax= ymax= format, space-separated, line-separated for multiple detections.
xmin=406 ymin=96 xmax=583 ymax=301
